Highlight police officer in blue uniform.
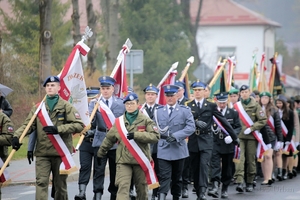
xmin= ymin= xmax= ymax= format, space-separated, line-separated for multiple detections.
xmin=175 ymin=80 xmax=190 ymax=198
xmin=142 ymin=84 xmax=161 ymax=200
xmin=154 ymin=84 xmax=195 ymax=200
xmin=186 ymin=81 xmax=237 ymax=200
xmin=208 ymin=92 xmax=241 ymax=199
xmin=75 ymin=76 xmax=125 ymax=200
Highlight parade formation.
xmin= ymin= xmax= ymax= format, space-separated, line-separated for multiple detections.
xmin=0 ymin=33 xmax=300 ymax=200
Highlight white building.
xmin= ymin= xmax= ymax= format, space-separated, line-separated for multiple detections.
xmin=190 ymin=0 xmax=280 ymax=87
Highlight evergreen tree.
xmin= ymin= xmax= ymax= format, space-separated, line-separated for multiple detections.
xmin=119 ymin=0 xmax=191 ymax=88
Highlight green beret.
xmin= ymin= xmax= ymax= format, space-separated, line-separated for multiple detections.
xmin=259 ymin=91 xmax=271 ymax=98
xmin=229 ymin=88 xmax=239 ymax=95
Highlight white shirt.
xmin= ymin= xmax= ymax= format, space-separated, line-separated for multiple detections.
xmin=195 ymin=98 xmax=204 ymax=108
xmin=102 ymin=96 xmax=113 ymax=108
xmin=167 ymin=104 xmax=177 ymax=115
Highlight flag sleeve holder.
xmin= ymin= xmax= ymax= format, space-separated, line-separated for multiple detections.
xmin=178 ymin=56 xmax=194 ymax=99
xmin=75 ymin=38 xmax=133 ymax=150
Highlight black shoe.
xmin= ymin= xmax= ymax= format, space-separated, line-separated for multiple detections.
xmin=207 ymin=181 xmax=219 ymax=198
xmin=198 ymin=193 xmax=207 ymax=200
xmin=245 ymin=183 xmax=253 ymax=192
xmin=236 ymin=183 xmax=244 ymax=193
xmin=293 ymin=167 xmax=298 ymax=177
xmin=268 ymin=179 xmax=273 ymax=186
xmin=192 ymin=188 xmax=196 ymax=193
xmin=277 ymin=168 xmax=283 ymax=181
xmin=288 ymin=171 xmax=294 ymax=179
xmin=282 ymin=169 xmax=288 ymax=180
xmin=181 ymin=189 xmax=188 ymax=198
xmin=221 ymin=190 xmax=228 ymax=199
xmin=253 ymin=180 xmax=256 ymax=188
xmin=151 ymin=195 xmax=156 ymax=200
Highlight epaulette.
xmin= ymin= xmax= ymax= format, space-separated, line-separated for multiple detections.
xmin=206 ymin=98 xmax=215 ymax=103
xmin=156 ymin=105 xmax=164 ymax=109
xmin=179 ymin=104 xmax=190 ymax=109
xmin=184 ymin=99 xmax=193 ymax=106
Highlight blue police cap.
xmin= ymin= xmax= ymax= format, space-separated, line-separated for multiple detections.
xmin=276 ymin=94 xmax=287 ymax=102
xmin=191 ymin=80 xmax=206 ymax=90
xmin=43 ymin=76 xmax=60 ymax=87
xmin=123 ymin=92 xmax=139 ymax=104
xmin=175 ymin=80 xmax=186 ymax=89
xmin=143 ymin=83 xmax=159 ymax=94
xmin=239 ymin=85 xmax=249 ymax=92
xmin=86 ymin=87 xmax=100 ymax=98
xmin=215 ymin=92 xmax=228 ymax=102
xmin=127 ymin=86 xmax=134 ymax=93
xmin=98 ymin=76 xmax=116 ymax=86
xmin=162 ymin=84 xmax=180 ymax=96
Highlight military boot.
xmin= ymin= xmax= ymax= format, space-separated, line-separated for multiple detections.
xmin=277 ymin=168 xmax=283 ymax=181
xmin=221 ymin=184 xmax=229 ymax=199
xmin=93 ymin=192 xmax=102 ymax=200
xmin=207 ymin=181 xmax=219 ymax=198
xmin=74 ymin=184 xmax=87 ymax=200
xmin=245 ymin=183 xmax=253 ymax=192
xmin=129 ymin=188 xmax=136 ymax=200
xmin=198 ymin=187 xmax=207 ymax=200
xmin=158 ymin=193 xmax=166 ymax=200
xmin=236 ymin=183 xmax=244 ymax=193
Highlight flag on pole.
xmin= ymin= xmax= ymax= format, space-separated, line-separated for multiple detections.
xmin=257 ymin=53 xmax=268 ymax=92
xmin=209 ymin=67 xmax=227 ymax=98
xmin=58 ymin=41 xmax=90 ymax=126
xmin=269 ymin=54 xmax=282 ymax=96
xmin=227 ymin=56 xmax=236 ymax=89
xmin=113 ymin=46 xmax=129 ymax=98
xmin=157 ymin=70 xmax=177 ymax=105
xmin=249 ymin=54 xmax=258 ymax=91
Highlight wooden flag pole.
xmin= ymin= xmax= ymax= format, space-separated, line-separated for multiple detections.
xmin=209 ymin=59 xmax=227 ymax=88
xmin=75 ymin=39 xmax=132 ymax=150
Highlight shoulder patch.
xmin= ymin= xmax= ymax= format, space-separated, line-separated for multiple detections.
xmin=7 ymin=126 xmax=14 ymax=132
xmin=259 ymin=110 xmax=265 ymax=117
xmin=179 ymin=104 xmax=190 ymax=109
xmin=156 ymin=105 xmax=164 ymax=109
xmin=74 ymin=112 xmax=81 ymax=119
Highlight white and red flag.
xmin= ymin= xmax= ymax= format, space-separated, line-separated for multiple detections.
xmin=113 ymin=45 xmax=130 ymax=98
xmin=157 ymin=70 xmax=177 ymax=105
xmin=58 ymin=41 xmax=90 ymax=126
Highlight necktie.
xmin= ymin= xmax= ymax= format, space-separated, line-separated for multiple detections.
xmin=149 ymin=107 xmax=152 ymax=113
xmin=220 ymin=109 xmax=223 ymax=115
xmin=178 ymin=100 xmax=180 ymax=105
xmin=169 ymin=107 xmax=173 ymax=117
xmin=197 ymin=102 xmax=201 ymax=109
xmin=105 ymin=100 xmax=109 ymax=107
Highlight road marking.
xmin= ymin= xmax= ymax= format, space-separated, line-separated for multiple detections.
xmin=19 ymin=190 xmax=35 ymax=195
xmin=285 ymin=196 xmax=300 ymax=199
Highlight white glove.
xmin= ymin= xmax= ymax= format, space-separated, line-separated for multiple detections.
xmin=274 ymin=142 xmax=281 ymax=151
xmin=295 ymin=142 xmax=299 ymax=147
xmin=244 ymin=128 xmax=252 ymax=135
xmin=279 ymin=141 xmax=284 ymax=149
xmin=224 ymin=136 xmax=233 ymax=144
xmin=285 ymin=141 xmax=291 ymax=147
xmin=266 ymin=143 xmax=272 ymax=149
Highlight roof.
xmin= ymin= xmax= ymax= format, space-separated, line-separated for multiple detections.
xmin=190 ymin=0 xmax=281 ymax=27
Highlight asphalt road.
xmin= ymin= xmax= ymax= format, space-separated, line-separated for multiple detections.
xmin=2 ymin=176 xmax=300 ymax=200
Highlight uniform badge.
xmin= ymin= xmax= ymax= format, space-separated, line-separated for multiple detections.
xmin=8 ymin=126 xmax=14 ymax=132
xmin=204 ymin=103 xmax=207 ymax=106
xmin=129 ymin=95 xmax=134 ymax=100
xmin=103 ymin=76 xmax=107 ymax=80
xmin=192 ymin=104 xmax=195 ymax=106
xmin=153 ymin=126 xmax=158 ymax=132
xmin=50 ymin=76 xmax=55 ymax=81
xmin=259 ymin=110 xmax=265 ymax=117
xmin=74 ymin=112 xmax=81 ymax=119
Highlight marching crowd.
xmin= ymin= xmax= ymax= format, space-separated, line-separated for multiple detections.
xmin=0 ymin=74 xmax=300 ymax=200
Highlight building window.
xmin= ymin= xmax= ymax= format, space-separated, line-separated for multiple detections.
xmin=217 ymin=47 xmax=236 ymax=61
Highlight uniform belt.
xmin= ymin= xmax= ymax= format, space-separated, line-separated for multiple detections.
xmin=97 ymin=127 xmax=109 ymax=132
xmin=160 ymin=135 xmax=168 ymax=139
xmin=195 ymin=129 xmax=211 ymax=135
xmin=84 ymin=137 xmax=94 ymax=143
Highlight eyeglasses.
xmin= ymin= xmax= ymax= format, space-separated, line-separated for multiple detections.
xmin=125 ymin=102 xmax=136 ymax=106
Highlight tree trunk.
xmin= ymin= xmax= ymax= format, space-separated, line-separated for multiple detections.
xmin=0 ymin=31 xmax=3 ymax=83
xmin=181 ymin=0 xmax=202 ymax=66
xmin=39 ymin=0 xmax=53 ymax=98
xmin=86 ymin=0 xmax=97 ymax=76
xmin=108 ymin=0 xmax=119 ymax=73
xmin=71 ymin=0 xmax=81 ymax=46
xmin=100 ymin=0 xmax=110 ymax=74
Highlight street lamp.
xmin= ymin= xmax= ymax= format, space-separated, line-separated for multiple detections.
xmin=294 ymin=65 xmax=300 ymax=79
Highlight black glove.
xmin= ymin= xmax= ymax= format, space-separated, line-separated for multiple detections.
xmin=127 ymin=132 xmax=134 ymax=140
xmin=233 ymin=138 xmax=240 ymax=146
xmin=43 ymin=126 xmax=58 ymax=134
xmin=166 ymin=136 xmax=176 ymax=143
xmin=27 ymin=151 xmax=34 ymax=165
xmin=195 ymin=120 xmax=207 ymax=129
xmin=12 ymin=137 xmax=22 ymax=151
xmin=85 ymin=130 xmax=95 ymax=138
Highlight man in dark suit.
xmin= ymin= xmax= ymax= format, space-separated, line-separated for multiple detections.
xmin=208 ymin=92 xmax=241 ymax=199
xmin=186 ymin=80 xmax=237 ymax=200
xmin=142 ymin=83 xmax=160 ymax=200
xmin=175 ymin=80 xmax=191 ymax=198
